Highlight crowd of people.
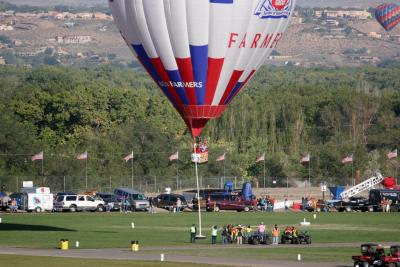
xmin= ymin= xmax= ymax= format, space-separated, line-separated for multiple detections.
xmin=189 ymin=222 xmax=285 ymax=245
xmin=253 ymin=196 xmax=276 ymax=212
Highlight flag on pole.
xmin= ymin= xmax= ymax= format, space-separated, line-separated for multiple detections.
xmin=341 ymin=154 xmax=353 ymax=164
xmin=387 ymin=149 xmax=397 ymax=159
xmin=77 ymin=151 xmax=88 ymax=160
xmin=31 ymin=151 xmax=43 ymax=161
xmin=123 ymin=151 xmax=134 ymax=162
xmin=169 ymin=151 xmax=179 ymax=161
xmin=216 ymin=153 xmax=225 ymax=162
xmin=256 ymin=153 xmax=265 ymax=163
xmin=300 ymin=153 xmax=310 ymax=164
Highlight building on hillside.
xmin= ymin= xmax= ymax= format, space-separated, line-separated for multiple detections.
xmin=0 ymin=24 xmax=13 ymax=31
xmin=0 ymin=57 xmax=5 ymax=65
xmin=76 ymin=13 xmax=93 ymax=20
xmin=55 ymin=35 xmax=92 ymax=44
xmin=326 ymin=19 xmax=339 ymax=26
xmin=93 ymin=12 xmax=112 ymax=20
xmin=325 ymin=10 xmax=371 ymax=19
xmin=368 ymin=32 xmax=382 ymax=38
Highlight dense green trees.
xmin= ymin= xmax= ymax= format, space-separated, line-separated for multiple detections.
xmin=0 ymin=64 xmax=398 ymax=192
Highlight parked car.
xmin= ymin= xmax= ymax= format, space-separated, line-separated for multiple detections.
xmin=206 ymin=193 xmax=253 ymax=212
xmin=154 ymin=193 xmax=187 ymax=211
xmin=114 ymin=188 xmax=149 ymax=211
xmin=54 ymin=194 xmax=105 ymax=212
xmin=95 ymin=192 xmax=121 ymax=211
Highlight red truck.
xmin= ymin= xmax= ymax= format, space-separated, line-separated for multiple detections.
xmin=206 ymin=193 xmax=254 ymax=212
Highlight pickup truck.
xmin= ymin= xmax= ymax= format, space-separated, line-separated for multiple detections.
xmin=206 ymin=193 xmax=253 ymax=212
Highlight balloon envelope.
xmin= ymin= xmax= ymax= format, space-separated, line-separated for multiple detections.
xmin=375 ymin=3 xmax=400 ymax=31
xmin=109 ymin=0 xmax=295 ymax=137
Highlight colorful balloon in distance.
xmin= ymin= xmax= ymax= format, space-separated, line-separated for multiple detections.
xmin=375 ymin=3 xmax=400 ymax=31
xmin=109 ymin=0 xmax=296 ymax=137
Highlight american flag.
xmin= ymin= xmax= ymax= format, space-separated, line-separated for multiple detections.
xmin=123 ymin=152 xmax=134 ymax=162
xmin=341 ymin=154 xmax=353 ymax=164
xmin=169 ymin=151 xmax=179 ymax=161
xmin=300 ymin=153 xmax=310 ymax=164
xmin=31 ymin=151 xmax=43 ymax=161
xmin=216 ymin=153 xmax=225 ymax=162
xmin=256 ymin=153 xmax=265 ymax=163
xmin=387 ymin=149 xmax=397 ymax=159
xmin=77 ymin=151 xmax=88 ymax=160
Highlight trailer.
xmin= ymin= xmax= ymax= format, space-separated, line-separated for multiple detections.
xmin=20 ymin=187 xmax=53 ymax=212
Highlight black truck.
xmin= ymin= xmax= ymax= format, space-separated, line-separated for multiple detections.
xmin=368 ymin=189 xmax=400 ymax=212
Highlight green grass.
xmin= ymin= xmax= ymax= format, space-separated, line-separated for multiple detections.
xmin=0 ymin=212 xmax=398 ymax=248
xmin=0 ymin=212 xmax=398 ymax=264
xmin=0 ymin=255 xmax=228 ymax=267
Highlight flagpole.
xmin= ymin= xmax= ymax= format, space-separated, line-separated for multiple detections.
xmin=176 ymin=152 xmax=179 ymax=190
xmin=131 ymin=152 xmax=134 ymax=189
xmin=351 ymin=159 xmax=354 ymax=186
xmin=263 ymin=153 xmax=266 ymax=193
xmin=308 ymin=157 xmax=311 ymax=190
xmin=85 ymin=157 xmax=88 ymax=190
xmin=41 ymin=155 xmax=44 ymax=185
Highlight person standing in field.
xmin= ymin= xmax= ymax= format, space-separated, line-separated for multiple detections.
xmin=190 ymin=224 xmax=197 ymax=243
xmin=236 ymin=225 xmax=243 ymax=245
xmin=272 ymin=224 xmax=280 ymax=245
xmin=176 ymin=197 xmax=182 ymax=213
xmin=211 ymin=225 xmax=218 ymax=244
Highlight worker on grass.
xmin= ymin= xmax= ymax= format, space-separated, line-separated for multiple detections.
xmin=190 ymin=224 xmax=197 ymax=243
xmin=272 ymin=224 xmax=280 ymax=245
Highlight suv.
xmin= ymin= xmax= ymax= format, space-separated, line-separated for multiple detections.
xmin=155 ymin=193 xmax=187 ymax=211
xmin=54 ymin=194 xmax=105 ymax=212
xmin=114 ymin=188 xmax=149 ymax=211
xmin=95 ymin=193 xmax=121 ymax=211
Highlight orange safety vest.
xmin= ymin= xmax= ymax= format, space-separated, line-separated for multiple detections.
xmin=272 ymin=227 xmax=280 ymax=237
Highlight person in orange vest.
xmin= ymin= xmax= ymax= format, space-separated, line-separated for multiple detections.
xmin=272 ymin=224 xmax=280 ymax=245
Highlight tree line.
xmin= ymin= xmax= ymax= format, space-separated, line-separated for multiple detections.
xmin=0 ymin=64 xmax=398 ymax=192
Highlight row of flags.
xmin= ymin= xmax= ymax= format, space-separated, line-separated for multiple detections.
xmin=30 ymin=149 xmax=399 ymax=163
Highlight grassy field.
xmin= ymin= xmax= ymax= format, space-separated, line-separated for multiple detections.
xmin=0 ymin=212 xmax=399 ymax=248
xmin=0 ymin=211 xmax=398 ymax=264
xmin=0 ymin=255 xmax=229 ymax=267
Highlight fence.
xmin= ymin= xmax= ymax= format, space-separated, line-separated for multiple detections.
xmin=0 ymin=174 xmax=342 ymax=195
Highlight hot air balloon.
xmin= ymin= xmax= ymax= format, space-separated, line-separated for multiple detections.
xmin=375 ymin=3 xmax=400 ymax=31
xmin=109 ymin=0 xmax=295 ymax=137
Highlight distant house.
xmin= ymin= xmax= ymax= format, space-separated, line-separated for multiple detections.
xmin=325 ymin=10 xmax=371 ymax=19
xmin=368 ymin=32 xmax=382 ymax=39
xmin=56 ymin=35 xmax=92 ymax=44
xmin=0 ymin=57 xmax=5 ymax=65
xmin=0 ymin=24 xmax=13 ymax=31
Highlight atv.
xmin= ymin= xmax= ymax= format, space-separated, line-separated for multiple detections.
xmin=352 ymin=243 xmax=385 ymax=267
xmin=296 ymin=231 xmax=311 ymax=244
xmin=381 ymin=245 xmax=400 ymax=267
xmin=247 ymin=232 xmax=272 ymax=245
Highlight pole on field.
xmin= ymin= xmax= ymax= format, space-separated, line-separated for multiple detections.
xmin=194 ymin=158 xmax=205 ymax=239
xmin=131 ymin=154 xmax=134 ymax=189
xmin=85 ymin=157 xmax=88 ymax=190
xmin=63 ymin=176 xmax=66 ymax=192
xmin=109 ymin=176 xmax=112 ymax=193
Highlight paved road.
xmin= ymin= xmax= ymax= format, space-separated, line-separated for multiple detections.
xmin=0 ymin=245 xmax=353 ymax=267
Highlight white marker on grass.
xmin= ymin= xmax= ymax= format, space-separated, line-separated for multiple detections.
xmin=161 ymin=254 xmax=164 ymax=261
xmin=131 ymin=222 xmax=135 ymax=229
xmin=298 ymin=254 xmax=301 ymax=261
xmin=313 ymin=213 xmax=316 ymax=219
xmin=75 ymin=241 xmax=80 ymax=248
xmin=0 ymin=218 xmax=2 ymax=223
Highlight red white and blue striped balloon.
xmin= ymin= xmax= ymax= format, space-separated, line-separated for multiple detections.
xmin=375 ymin=3 xmax=400 ymax=31
xmin=109 ymin=0 xmax=295 ymax=137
